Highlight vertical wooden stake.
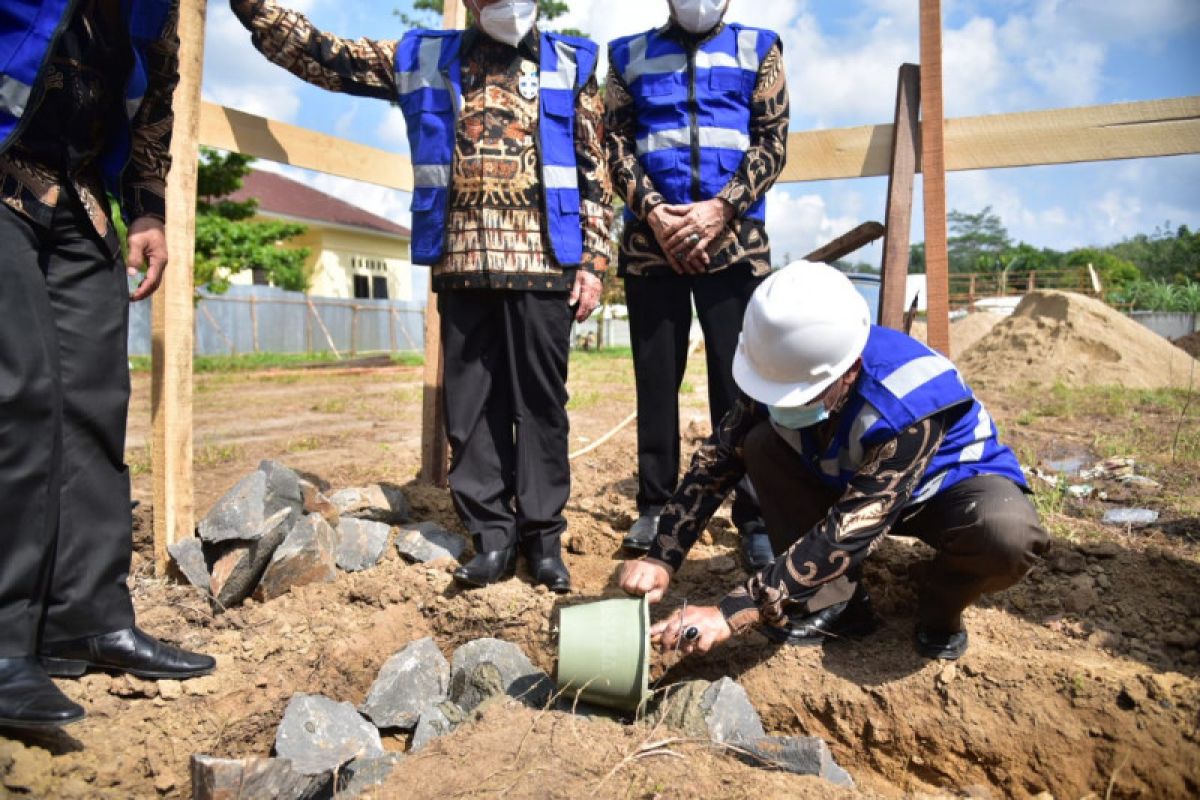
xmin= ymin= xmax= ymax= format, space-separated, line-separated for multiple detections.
xmin=250 ymin=295 xmax=259 ymax=353
xmin=920 ymin=0 xmax=951 ymax=356
xmin=152 ymin=0 xmax=205 ymax=575
xmin=879 ymin=64 xmax=921 ymax=330
xmin=419 ymin=0 xmax=465 ymax=488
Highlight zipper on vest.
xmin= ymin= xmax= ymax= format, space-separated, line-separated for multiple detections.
xmin=686 ymin=43 xmax=701 ymax=202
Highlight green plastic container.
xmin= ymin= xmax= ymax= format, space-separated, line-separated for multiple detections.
xmin=556 ymin=596 xmax=651 ymax=712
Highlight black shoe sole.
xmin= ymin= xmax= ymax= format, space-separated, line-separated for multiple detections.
xmin=761 ymin=616 xmax=879 ymax=647
xmin=0 ymin=712 xmax=85 ymax=730
xmin=41 ymin=657 xmax=216 ymax=681
xmin=621 ymin=539 xmax=652 ymax=554
xmin=452 ymin=569 xmax=516 ymax=589
xmin=914 ymin=630 xmax=968 ymax=660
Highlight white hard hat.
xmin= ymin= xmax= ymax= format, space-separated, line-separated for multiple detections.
xmin=732 ymin=261 xmax=872 ymax=406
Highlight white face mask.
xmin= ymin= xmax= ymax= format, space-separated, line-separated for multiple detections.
xmin=669 ymin=0 xmax=728 ymax=34
xmin=478 ymin=0 xmax=539 ymax=48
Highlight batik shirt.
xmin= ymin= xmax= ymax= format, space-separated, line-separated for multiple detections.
xmin=0 ymin=0 xmax=179 ymax=254
xmin=648 ymin=394 xmax=948 ymax=634
xmin=232 ymin=0 xmax=613 ymax=292
xmin=604 ymin=23 xmax=789 ymax=278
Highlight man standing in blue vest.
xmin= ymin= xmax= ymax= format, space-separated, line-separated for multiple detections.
xmin=232 ymin=0 xmax=612 ymax=593
xmin=620 ymin=264 xmax=1049 ymax=660
xmin=605 ymin=0 xmax=788 ymax=570
xmin=0 ymin=0 xmax=217 ymax=730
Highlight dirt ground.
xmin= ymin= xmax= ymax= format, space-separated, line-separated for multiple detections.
xmin=1 ymin=349 xmax=1198 ymax=799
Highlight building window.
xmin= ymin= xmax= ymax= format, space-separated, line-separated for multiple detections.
xmin=350 ymin=255 xmax=391 ymax=299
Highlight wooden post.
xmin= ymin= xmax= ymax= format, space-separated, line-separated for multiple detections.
xmin=1027 ymin=271 xmax=1037 ymax=292
xmin=920 ymin=0 xmax=951 ymax=356
xmin=350 ymin=305 xmax=359 ymax=357
xmin=879 ymin=64 xmax=921 ymax=330
xmin=152 ymin=0 xmax=205 ymax=575
xmin=968 ymin=274 xmax=977 ymax=310
xmin=419 ymin=0 xmax=465 ymax=488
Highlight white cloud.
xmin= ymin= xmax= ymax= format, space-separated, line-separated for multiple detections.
xmin=765 ymin=188 xmax=863 ymax=264
xmin=374 ymin=105 xmax=410 ymax=151
xmin=201 ymin=4 xmax=311 ymax=121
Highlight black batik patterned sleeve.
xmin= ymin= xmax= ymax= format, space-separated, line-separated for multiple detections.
xmin=715 ymin=41 xmax=789 ymax=218
xmin=603 ymin=61 xmax=666 ymax=221
xmin=647 ymin=397 xmax=766 ymax=571
xmin=231 ymin=0 xmax=398 ymax=100
xmin=718 ymin=414 xmax=949 ymax=634
xmin=577 ymin=74 xmax=613 ymax=274
xmin=121 ymin=1 xmax=179 ymax=222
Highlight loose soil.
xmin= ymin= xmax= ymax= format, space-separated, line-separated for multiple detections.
xmin=1174 ymin=331 xmax=1200 ymax=360
xmin=2 ymin=346 xmax=1198 ymax=799
xmin=959 ymin=291 xmax=1200 ymax=390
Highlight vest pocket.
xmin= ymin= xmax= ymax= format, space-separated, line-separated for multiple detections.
xmin=541 ymin=91 xmax=573 ymax=118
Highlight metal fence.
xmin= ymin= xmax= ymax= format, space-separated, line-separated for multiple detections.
xmin=128 ymin=285 xmax=426 ymax=357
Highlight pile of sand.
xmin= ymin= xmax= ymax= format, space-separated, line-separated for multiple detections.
xmin=957 ymin=290 xmax=1199 ymax=390
xmin=907 ymin=311 xmax=1005 ymax=354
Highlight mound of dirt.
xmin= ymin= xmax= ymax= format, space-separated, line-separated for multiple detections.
xmin=1174 ymin=330 xmax=1200 ymax=359
xmin=958 ymin=290 xmax=1199 ymax=389
xmin=906 ymin=312 xmax=1004 ymax=355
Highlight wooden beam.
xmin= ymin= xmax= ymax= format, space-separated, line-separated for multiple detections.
xmin=152 ymin=0 xmax=205 ymax=575
xmin=803 ymin=222 xmax=885 ymax=264
xmin=195 ymin=95 xmax=1200 ymax=191
xmin=198 ymin=101 xmax=413 ymax=191
xmin=776 ymin=96 xmax=1200 ymax=184
xmin=921 ymin=0 xmax=951 ymax=356
xmin=418 ymin=0 xmax=466 ymax=488
xmin=879 ymin=64 xmax=921 ymax=330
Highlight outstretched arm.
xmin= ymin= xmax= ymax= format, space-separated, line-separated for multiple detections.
xmin=230 ymin=0 xmax=399 ymax=101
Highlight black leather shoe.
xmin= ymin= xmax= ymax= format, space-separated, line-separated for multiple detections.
xmin=528 ymin=552 xmax=572 ymax=594
xmin=760 ymin=588 xmax=879 ymax=646
xmin=453 ymin=549 xmax=517 ymax=588
xmin=738 ymin=521 xmax=775 ymax=571
xmin=915 ymin=625 xmax=969 ymax=660
xmin=41 ymin=627 xmax=216 ymax=680
xmin=0 ymin=657 xmax=85 ymax=729
xmin=622 ymin=511 xmax=661 ymax=553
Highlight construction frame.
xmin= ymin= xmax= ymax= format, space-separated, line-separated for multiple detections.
xmin=151 ymin=0 xmax=1200 ymax=573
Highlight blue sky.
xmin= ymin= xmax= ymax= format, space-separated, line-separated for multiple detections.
xmin=201 ymin=0 xmax=1200 ymax=264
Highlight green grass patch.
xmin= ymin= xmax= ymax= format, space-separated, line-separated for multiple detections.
xmin=130 ymin=351 xmax=424 ymax=374
xmin=195 ymin=442 xmax=243 ymax=468
xmin=566 ymin=389 xmax=603 ymax=410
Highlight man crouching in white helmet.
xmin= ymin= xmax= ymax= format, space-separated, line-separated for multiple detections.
xmin=619 ymin=262 xmax=1049 ymax=660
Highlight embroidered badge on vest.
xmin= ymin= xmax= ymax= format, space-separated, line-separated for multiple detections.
xmin=518 ymin=61 xmax=539 ymax=100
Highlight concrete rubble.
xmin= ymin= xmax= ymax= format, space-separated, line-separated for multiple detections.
xmin=209 ymin=508 xmax=295 ymax=608
xmin=190 ymin=755 xmax=327 ymax=800
xmin=166 ymin=536 xmax=211 ymax=595
xmin=394 ymin=521 xmax=467 ymax=564
xmin=449 ymin=638 xmax=554 ymax=713
xmin=329 ymin=484 xmax=412 ymax=525
xmin=360 ymin=638 xmax=450 ymax=730
xmin=334 ymin=518 xmax=391 ymax=572
xmin=736 ymin=736 xmax=856 ymax=787
xmin=257 ymin=514 xmax=339 ymax=602
xmin=274 ymin=694 xmax=385 ymax=777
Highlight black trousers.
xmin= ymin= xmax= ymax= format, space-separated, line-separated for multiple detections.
xmin=0 ymin=199 xmax=135 ymax=658
xmin=625 ymin=263 xmax=764 ymax=528
xmin=439 ymin=289 xmax=574 ymax=555
xmin=744 ymin=420 xmax=1049 ymax=632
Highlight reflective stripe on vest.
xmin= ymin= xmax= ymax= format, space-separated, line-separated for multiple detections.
xmin=771 ymin=326 xmax=1027 ymax=505
xmin=1 ymin=0 xmax=171 ymax=207
xmin=395 ymin=29 xmax=596 ymax=266
xmin=609 ymin=23 xmax=775 ymax=220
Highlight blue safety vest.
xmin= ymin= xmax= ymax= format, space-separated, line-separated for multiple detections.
xmin=771 ymin=326 xmax=1027 ymax=504
xmin=395 ymin=29 xmax=597 ymax=267
xmin=608 ymin=23 xmax=777 ymax=222
xmin=0 ymin=0 xmax=174 ymax=204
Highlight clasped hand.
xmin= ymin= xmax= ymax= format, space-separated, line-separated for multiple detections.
xmin=647 ymin=198 xmax=733 ymax=275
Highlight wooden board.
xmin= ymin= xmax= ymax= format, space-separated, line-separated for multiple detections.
xmin=198 ymin=102 xmax=413 ymax=191
xmin=920 ymin=0 xmax=951 ymax=356
xmin=879 ymin=64 xmax=921 ymax=330
xmin=152 ymin=0 xmax=205 ymax=575
xmin=776 ymin=96 xmax=1200 ymax=184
